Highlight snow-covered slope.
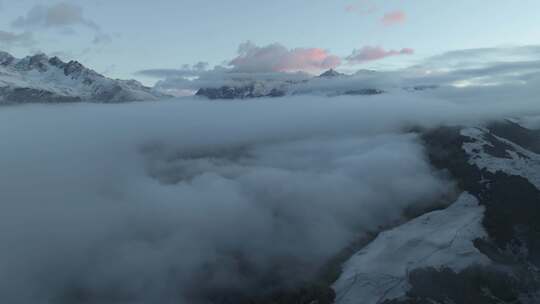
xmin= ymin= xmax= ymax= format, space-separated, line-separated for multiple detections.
xmin=0 ymin=51 xmax=168 ymax=104
xmin=333 ymin=193 xmax=489 ymax=304
xmin=333 ymin=120 xmax=540 ymax=304
xmin=461 ymin=127 xmax=540 ymax=189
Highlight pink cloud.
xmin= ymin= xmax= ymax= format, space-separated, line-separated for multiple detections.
xmin=381 ymin=10 xmax=406 ymax=26
xmin=347 ymin=46 xmax=414 ymax=63
xmin=229 ymin=41 xmax=341 ymax=73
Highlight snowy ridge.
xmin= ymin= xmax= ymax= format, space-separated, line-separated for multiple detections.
xmin=0 ymin=51 xmax=168 ymax=104
xmin=461 ymin=127 xmax=540 ymax=189
xmin=333 ymin=193 xmax=489 ymax=304
xmin=193 ymin=69 xmax=387 ymax=99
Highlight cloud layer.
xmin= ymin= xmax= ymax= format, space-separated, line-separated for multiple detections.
xmin=347 ymin=46 xmax=414 ymax=63
xmin=4 ymin=67 xmax=540 ymax=302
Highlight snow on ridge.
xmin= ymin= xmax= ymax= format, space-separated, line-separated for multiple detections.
xmin=461 ymin=127 xmax=540 ymax=189
xmin=0 ymin=51 xmax=166 ymax=103
xmin=332 ymin=192 xmax=489 ymax=304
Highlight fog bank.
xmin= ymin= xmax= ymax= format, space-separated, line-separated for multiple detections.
xmin=2 ymin=90 xmax=540 ymax=303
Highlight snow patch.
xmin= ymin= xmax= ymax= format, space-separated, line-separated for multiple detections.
xmin=461 ymin=127 xmax=540 ymax=189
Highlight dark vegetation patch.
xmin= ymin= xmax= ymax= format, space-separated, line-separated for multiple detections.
xmin=487 ymin=120 xmax=540 ymax=154
xmin=382 ymin=266 xmax=520 ymax=304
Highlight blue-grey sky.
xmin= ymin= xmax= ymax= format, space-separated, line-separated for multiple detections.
xmin=1 ymin=0 xmax=539 ymax=84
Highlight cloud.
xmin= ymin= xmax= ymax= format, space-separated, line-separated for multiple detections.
xmin=345 ymin=0 xmax=377 ymax=15
xmin=137 ymin=41 xmax=341 ymax=95
xmin=347 ymin=46 xmax=414 ymax=63
xmin=229 ymin=41 xmax=341 ymax=73
xmin=423 ymin=45 xmax=540 ymax=70
xmin=141 ymin=45 xmax=540 ymax=97
xmin=92 ymin=32 xmax=112 ymax=45
xmin=381 ymin=10 xmax=406 ymax=26
xmin=11 ymin=2 xmax=110 ymax=44
xmin=7 ymin=45 xmax=540 ymax=303
xmin=137 ymin=62 xmax=211 ymax=79
xmin=12 ymin=2 xmax=97 ymax=30
xmin=0 ymin=30 xmax=35 ymax=48
xmin=4 ymin=71 xmax=540 ymax=303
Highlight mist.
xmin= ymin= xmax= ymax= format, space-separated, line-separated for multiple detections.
xmin=2 ymin=88 xmax=540 ymax=303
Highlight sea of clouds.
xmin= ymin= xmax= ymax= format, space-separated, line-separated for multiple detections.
xmin=3 ymin=57 xmax=540 ymax=303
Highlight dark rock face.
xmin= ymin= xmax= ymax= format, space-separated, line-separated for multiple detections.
xmin=0 ymin=87 xmax=82 ymax=104
xmin=384 ymin=121 xmax=540 ymax=304
xmin=344 ymin=88 xmax=384 ymax=96
xmin=487 ymin=121 xmax=540 ymax=154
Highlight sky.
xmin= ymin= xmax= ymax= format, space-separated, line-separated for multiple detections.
xmin=1 ymin=0 xmax=540 ymax=84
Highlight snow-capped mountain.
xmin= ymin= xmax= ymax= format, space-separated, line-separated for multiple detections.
xmin=0 ymin=51 xmax=168 ymax=104
xmin=195 ymin=81 xmax=288 ymax=99
xmin=332 ymin=120 xmax=540 ymax=304
xmin=194 ymin=69 xmax=385 ymax=100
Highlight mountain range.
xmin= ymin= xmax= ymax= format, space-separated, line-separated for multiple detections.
xmin=0 ymin=51 xmax=167 ymax=104
xmin=0 ymin=51 xmax=434 ymax=103
xmin=194 ymin=68 xmax=387 ymax=100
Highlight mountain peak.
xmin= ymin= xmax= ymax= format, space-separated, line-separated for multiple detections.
xmin=15 ymin=53 xmax=50 ymax=72
xmin=319 ymin=69 xmax=344 ymax=78
xmin=0 ymin=51 xmax=15 ymax=66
